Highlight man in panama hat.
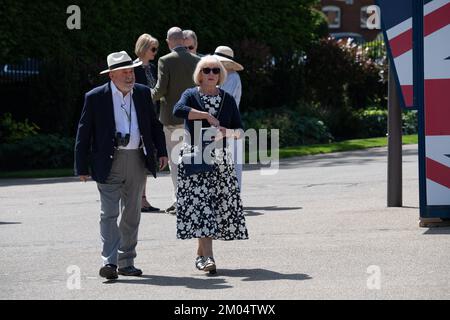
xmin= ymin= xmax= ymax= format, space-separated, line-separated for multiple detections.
xmin=75 ymin=51 xmax=168 ymax=280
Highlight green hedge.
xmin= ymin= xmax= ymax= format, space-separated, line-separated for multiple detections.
xmin=355 ymin=108 xmax=388 ymax=138
xmin=241 ymin=108 xmax=333 ymax=147
xmin=0 ymin=134 xmax=73 ymax=171
xmin=241 ymin=106 xmax=418 ymax=148
xmin=303 ymin=38 xmax=388 ymax=139
xmin=353 ymin=108 xmax=418 ymax=138
xmin=0 ymin=0 xmax=327 ymax=136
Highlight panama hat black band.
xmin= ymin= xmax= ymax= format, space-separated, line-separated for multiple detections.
xmin=109 ymin=60 xmax=134 ymax=70
xmin=213 ymin=46 xmax=244 ymax=71
xmin=99 ymin=51 xmax=142 ymax=74
xmin=214 ymin=52 xmax=236 ymax=61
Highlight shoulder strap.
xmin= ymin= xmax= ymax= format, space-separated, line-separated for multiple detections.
xmin=216 ymin=90 xmax=226 ymax=119
xmin=195 ymin=87 xmax=206 ymax=112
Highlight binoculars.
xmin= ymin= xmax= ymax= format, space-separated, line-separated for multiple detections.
xmin=115 ymin=132 xmax=130 ymax=147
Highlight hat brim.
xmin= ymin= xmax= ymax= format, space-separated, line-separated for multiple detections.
xmin=99 ymin=60 xmax=143 ymax=75
xmin=214 ymin=55 xmax=244 ymax=71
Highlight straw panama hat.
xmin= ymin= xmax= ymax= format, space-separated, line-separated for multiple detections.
xmin=99 ymin=51 xmax=142 ymax=75
xmin=213 ymin=46 xmax=244 ymax=71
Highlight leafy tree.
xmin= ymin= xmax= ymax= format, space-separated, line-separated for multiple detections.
xmin=0 ymin=0 xmax=327 ymax=135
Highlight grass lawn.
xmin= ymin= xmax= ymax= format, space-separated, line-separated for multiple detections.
xmin=278 ymin=134 xmax=418 ymax=159
xmin=0 ymin=135 xmax=418 ymax=179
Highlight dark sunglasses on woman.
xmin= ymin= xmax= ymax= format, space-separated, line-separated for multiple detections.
xmin=202 ymin=67 xmax=220 ymax=75
xmin=149 ymin=47 xmax=158 ymax=53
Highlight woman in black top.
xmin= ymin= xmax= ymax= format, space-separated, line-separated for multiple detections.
xmin=134 ymin=33 xmax=160 ymax=213
xmin=173 ymin=55 xmax=248 ymax=274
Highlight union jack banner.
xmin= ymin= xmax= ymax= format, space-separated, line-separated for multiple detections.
xmin=377 ymin=0 xmax=450 ymax=207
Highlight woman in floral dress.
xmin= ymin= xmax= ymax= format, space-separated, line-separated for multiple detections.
xmin=173 ymin=55 xmax=248 ymax=274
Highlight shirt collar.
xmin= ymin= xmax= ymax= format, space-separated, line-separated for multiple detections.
xmin=172 ymin=45 xmax=186 ymax=51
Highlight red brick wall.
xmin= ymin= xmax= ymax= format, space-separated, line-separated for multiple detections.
xmin=321 ymin=0 xmax=380 ymax=41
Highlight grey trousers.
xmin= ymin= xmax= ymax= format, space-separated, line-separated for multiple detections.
xmin=163 ymin=124 xmax=184 ymax=203
xmin=97 ymin=149 xmax=146 ymax=268
xmin=230 ymin=139 xmax=243 ymax=191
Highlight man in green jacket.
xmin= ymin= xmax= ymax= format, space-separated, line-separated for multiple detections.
xmin=152 ymin=27 xmax=200 ymax=214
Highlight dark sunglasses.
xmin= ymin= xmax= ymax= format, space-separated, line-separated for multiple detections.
xmin=185 ymin=46 xmax=195 ymax=50
xmin=202 ymin=67 xmax=220 ymax=75
xmin=149 ymin=47 xmax=158 ymax=53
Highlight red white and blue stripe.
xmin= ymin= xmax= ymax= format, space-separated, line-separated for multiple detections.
xmin=378 ymin=0 xmax=450 ymax=205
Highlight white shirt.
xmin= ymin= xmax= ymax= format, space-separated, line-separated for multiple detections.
xmin=110 ymin=81 xmax=141 ymax=150
xmin=221 ymin=71 xmax=242 ymax=108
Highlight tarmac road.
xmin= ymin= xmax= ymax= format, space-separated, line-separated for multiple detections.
xmin=0 ymin=144 xmax=449 ymax=300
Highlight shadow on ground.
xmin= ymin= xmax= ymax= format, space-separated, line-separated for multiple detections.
xmin=0 ymin=172 xmax=173 ymax=187
xmin=423 ymin=227 xmax=450 ymax=235
xmin=216 ymin=268 xmax=312 ymax=282
xmin=0 ymin=177 xmax=80 ymax=187
xmin=106 ymin=268 xmax=311 ymax=289
xmin=244 ymin=206 xmax=302 ymax=216
xmin=244 ymin=147 xmax=418 ymax=172
xmin=105 ymin=275 xmax=232 ymax=289
xmin=0 ymin=222 xmax=21 ymax=226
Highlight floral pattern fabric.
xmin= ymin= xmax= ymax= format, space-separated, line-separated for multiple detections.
xmin=176 ymin=93 xmax=248 ymax=241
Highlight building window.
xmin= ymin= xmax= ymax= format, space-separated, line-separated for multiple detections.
xmin=322 ymin=6 xmax=341 ymax=29
xmin=361 ymin=6 xmax=370 ymax=29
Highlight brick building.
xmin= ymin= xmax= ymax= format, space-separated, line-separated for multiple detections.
xmin=321 ymin=0 xmax=381 ymax=42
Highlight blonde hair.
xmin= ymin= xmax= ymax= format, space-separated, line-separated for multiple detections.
xmin=193 ymin=55 xmax=228 ymax=86
xmin=134 ymin=33 xmax=159 ymax=58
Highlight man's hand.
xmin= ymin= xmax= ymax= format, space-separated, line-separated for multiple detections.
xmin=79 ymin=175 xmax=90 ymax=182
xmin=159 ymin=157 xmax=169 ymax=171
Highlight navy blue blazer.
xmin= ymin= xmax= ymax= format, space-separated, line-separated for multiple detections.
xmin=134 ymin=62 xmax=161 ymax=116
xmin=74 ymin=82 xmax=167 ymax=183
xmin=173 ymin=87 xmax=243 ymax=145
xmin=134 ymin=62 xmax=157 ymax=88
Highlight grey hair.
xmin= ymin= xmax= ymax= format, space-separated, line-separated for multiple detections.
xmin=183 ymin=30 xmax=198 ymax=46
xmin=167 ymin=27 xmax=184 ymax=41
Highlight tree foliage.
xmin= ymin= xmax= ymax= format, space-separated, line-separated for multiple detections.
xmin=0 ymin=0 xmax=327 ymax=135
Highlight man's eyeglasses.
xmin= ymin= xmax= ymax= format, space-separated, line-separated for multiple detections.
xmin=202 ymin=67 xmax=221 ymax=75
xmin=185 ymin=46 xmax=195 ymax=51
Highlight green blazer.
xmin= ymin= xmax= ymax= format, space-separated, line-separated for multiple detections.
xmin=151 ymin=47 xmax=200 ymax=126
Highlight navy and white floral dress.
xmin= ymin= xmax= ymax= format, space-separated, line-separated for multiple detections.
xmin=176 ymin=93 xmax=249 ymax=241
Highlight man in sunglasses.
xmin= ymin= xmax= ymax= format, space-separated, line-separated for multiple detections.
xmin=151 ymin=27 xmax=201 ymax=215
xmin=183 ymin=30 xmax=199 ymax=56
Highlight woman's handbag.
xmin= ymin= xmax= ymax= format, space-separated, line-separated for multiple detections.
xmin=181 ymin=92 xmax=225 ymax=176
xmin=181 ymin=130 xmax=216 ymax=176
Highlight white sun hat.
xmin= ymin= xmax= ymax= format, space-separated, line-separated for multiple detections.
xmin=213 ymin=46 xmax=244 ymax=71
xmin=99 ymin=51 xmax=142 ymax=75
